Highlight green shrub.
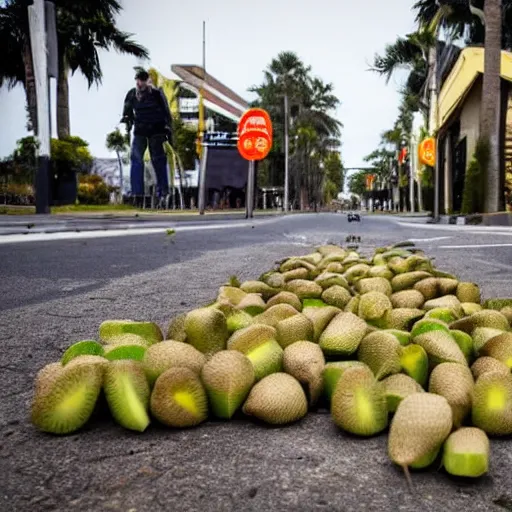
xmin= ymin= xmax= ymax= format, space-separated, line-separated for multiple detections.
xmin=51 ymin=136 xmax=93 ymax=175
xmin=77 ymin=174 xmax=110 ymax=205
xmin=461 ymin=138 xmax=489 ymax=214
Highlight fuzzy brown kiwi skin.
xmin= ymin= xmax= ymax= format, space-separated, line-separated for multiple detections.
xmin=31 ymin=363 xmax=103 ymax=435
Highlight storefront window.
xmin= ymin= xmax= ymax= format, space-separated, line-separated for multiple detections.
xmin=505 ymin=88 xmax=512 ymax=211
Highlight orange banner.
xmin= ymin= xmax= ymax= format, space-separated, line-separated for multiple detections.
xmin=418 ymin=137 xmax=436 ymax=167
xmin=398 ymin=147 xmax=408 ymax=165
xmin=365 ymin=174 xmax=376 ymax=190
xmin=237 ymin=108 xmax=273 ymax=161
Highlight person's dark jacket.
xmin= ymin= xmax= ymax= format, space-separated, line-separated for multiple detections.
xmin=121 ymin=86 xmax=173 ymax=141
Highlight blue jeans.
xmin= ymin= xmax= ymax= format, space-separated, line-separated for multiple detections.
xmin=130 ymin=134 xmax=169 ymax=197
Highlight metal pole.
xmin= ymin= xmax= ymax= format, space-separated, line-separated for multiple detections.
xmin=246 ymin=160 xmax=255 ymax=219
xmin=409 ymin=141 xmax=415 ymax=213
xmin=434 ymin=140 xmax=440 ymax=220
xmin=198 ymin=144 xmax=208 ymax=214
xmin=389 ymin=157 xmax=393 ymax=211
xmin=283 ymin=92 xmax=289 ymax=213
xmin=202 ymin=21 xmax=206 ymax=73
xmin=28 ymin=0 xmax=50 ymax=214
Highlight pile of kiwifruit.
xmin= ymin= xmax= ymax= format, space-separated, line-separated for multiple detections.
xmin=30 ymin=242 xmax=512 ymax=482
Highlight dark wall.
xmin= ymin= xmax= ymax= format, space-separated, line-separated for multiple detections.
xmin=205 ymin=147 xmax=250 ymax=191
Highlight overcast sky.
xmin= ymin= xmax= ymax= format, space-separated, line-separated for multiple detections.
xmin=0 ymin=0 xmax=416 ymax=169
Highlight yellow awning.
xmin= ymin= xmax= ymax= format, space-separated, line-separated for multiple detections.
xmin=438 ymin=47 xmax=512 ymax=129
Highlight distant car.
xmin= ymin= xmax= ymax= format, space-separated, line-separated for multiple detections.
xmin=347 ymin=212 xmax=360 ymax=222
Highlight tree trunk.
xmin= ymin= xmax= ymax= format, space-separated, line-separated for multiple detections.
xmin=173 ymin=151 xmax=186 ymax=210
xmin=116 ymin=150 xmax=124 ymax=203
xmin=481 ymin=0 xmax=503 ymax=212
xmin=23 ymin=42 xmax=37 ymax=134
xmin=57 ymin=61 xmax=70 ymax=139
xmin=427 ymin=45 xmax=438 ymax=134
xmin=177 ymin=158 xmax=185 ymax=210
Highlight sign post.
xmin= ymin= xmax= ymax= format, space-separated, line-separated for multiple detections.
xmin=197 ymin=145 xmax=208 ymax=215
xmin=246 ymin=161 xmax=255 ymax=219
xmin=236 ymin=108 xmax=273 ymax=219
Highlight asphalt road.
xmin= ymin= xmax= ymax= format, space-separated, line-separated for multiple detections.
xmin=2 ymin=213 xmax=512 ymax=512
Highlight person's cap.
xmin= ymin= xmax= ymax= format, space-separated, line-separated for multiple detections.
xmin=135 ymin=69 xmax=149 ymax=81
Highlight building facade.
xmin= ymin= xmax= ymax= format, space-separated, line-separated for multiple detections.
xmin=435 ymin=47 xmax=512 ymax=213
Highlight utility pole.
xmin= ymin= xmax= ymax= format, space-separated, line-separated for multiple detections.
xmin=283 ymin=92 xmax=289 ymax=212
xmin=198 ymin=21 xmax=207 ymax=214
xmin=409 ymin=141 xmax=415 ymax=213
xmin=28 ymin=0 xmax=56 ymax=214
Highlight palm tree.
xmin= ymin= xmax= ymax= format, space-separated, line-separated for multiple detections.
xmin=0 ymin=0 xmax=149 ymax=138
xmin=251 ymin=52 xmax=342 ymax=208
xmin=56 ymin=1 xmax=149 ymax=138
xmin=0 ymin=0 xmax=37 ymax=132
xmin=371 ymin=30 xmax=434 ymax=144
xmin=414 ymin=0 xmax=512 ymax=50
xmin=481 ymin=0 xmax=503 ymax=212
xmin=105 ymin=127 xmax=129 ymax=201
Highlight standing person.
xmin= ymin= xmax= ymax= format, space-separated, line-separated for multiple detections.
xmin=120 ymin=68 xmax=173 ymax=207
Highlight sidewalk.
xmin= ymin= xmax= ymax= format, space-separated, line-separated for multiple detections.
xmin=0 ymin=209 xmax=288 ymax=236
xmin=0 ymin=208 xmax=334 ymax=236
xmin=368 ymin=210 xmax=512 ymax=228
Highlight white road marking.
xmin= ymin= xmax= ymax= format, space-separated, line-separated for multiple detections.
xmin=397 ymin=221 xmax=512 ymax=235
xmin=407 ymin=236 xmax=452 ymax=242
xmin=0 ymin=217 xmax=285 ymax=245
xmin=438 ymin=243 xmax=512 ymax=249
xmin=471 ymin=258 xmax=512 ymax=271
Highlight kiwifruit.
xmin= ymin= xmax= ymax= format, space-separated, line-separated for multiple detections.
xmin=240 ymin=280 xmax=279 ymax=300
xmin=242 ymin=373 xmax=308 ymax=425
xmin=184 ymin=307 xmax=229 ymax=355
xmin=150 ymin=367 xmax=208 ymax=428
xmin=450 ymin=330 xmax=475 ymax=363
xmin=283 ymin=341 xmax=325 ymax=406
xmin=104 ymin=360 xmax=150 ymax=432
xmin=443 ymin=427 xmax=489 ymax=477
xmin=357 ymin=332 xmax=402 ymax=380
xmin=103 ymin=344 xmax=147 ymax=362
xmin=471 ymin=356 xmax=510 ymax=381
xmin=61 ymin=340 xmax=104 ymax=366
xmin=99 ymin=320 xmax=163 ymax=345
xmin=388 ymin=393 xmax=452 ymax=481
xmin=428 ymin=362 xmax=474 ymax=428
xmin=479 ymin=332 xmax=512 ymax=369
xmin=275 ymin=314 xmax=314 ymax=349
xmin=330 ymin=366 xmax=388 ymax=436
xmin=142 ymin=340 xmax=206 ymax=386
xmin=266 ymin=291 xmax=303 ymax=312
xmin=322 ymin=285 xmax=352 ymax=309
xmin=236 ymin=293 xmax=266 ymax=316
xmin=380 ymin=374 xmax=424 ymax=413
xmin=319 ymin=312 xmax=368 ymax=356
xmin=227 ymin=324 xmax=283 ymax=380
xmin=400 ymin=344 xmax=429 ymax=388
xmin=31 ymin=361 xmax=103 ymax=434
xmin=472 ymin=371 xmax=512 ymax=435
xmin=201 ymin=351 xmax=255 ymax=419
xmin=322 ymin=361 xmax=372 ymax=401
xmin=166 ymin=313 xmax=187 ymax=342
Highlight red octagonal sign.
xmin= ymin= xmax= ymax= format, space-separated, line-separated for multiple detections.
xmin=237 ymin=108 xmax=273 ymax=161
